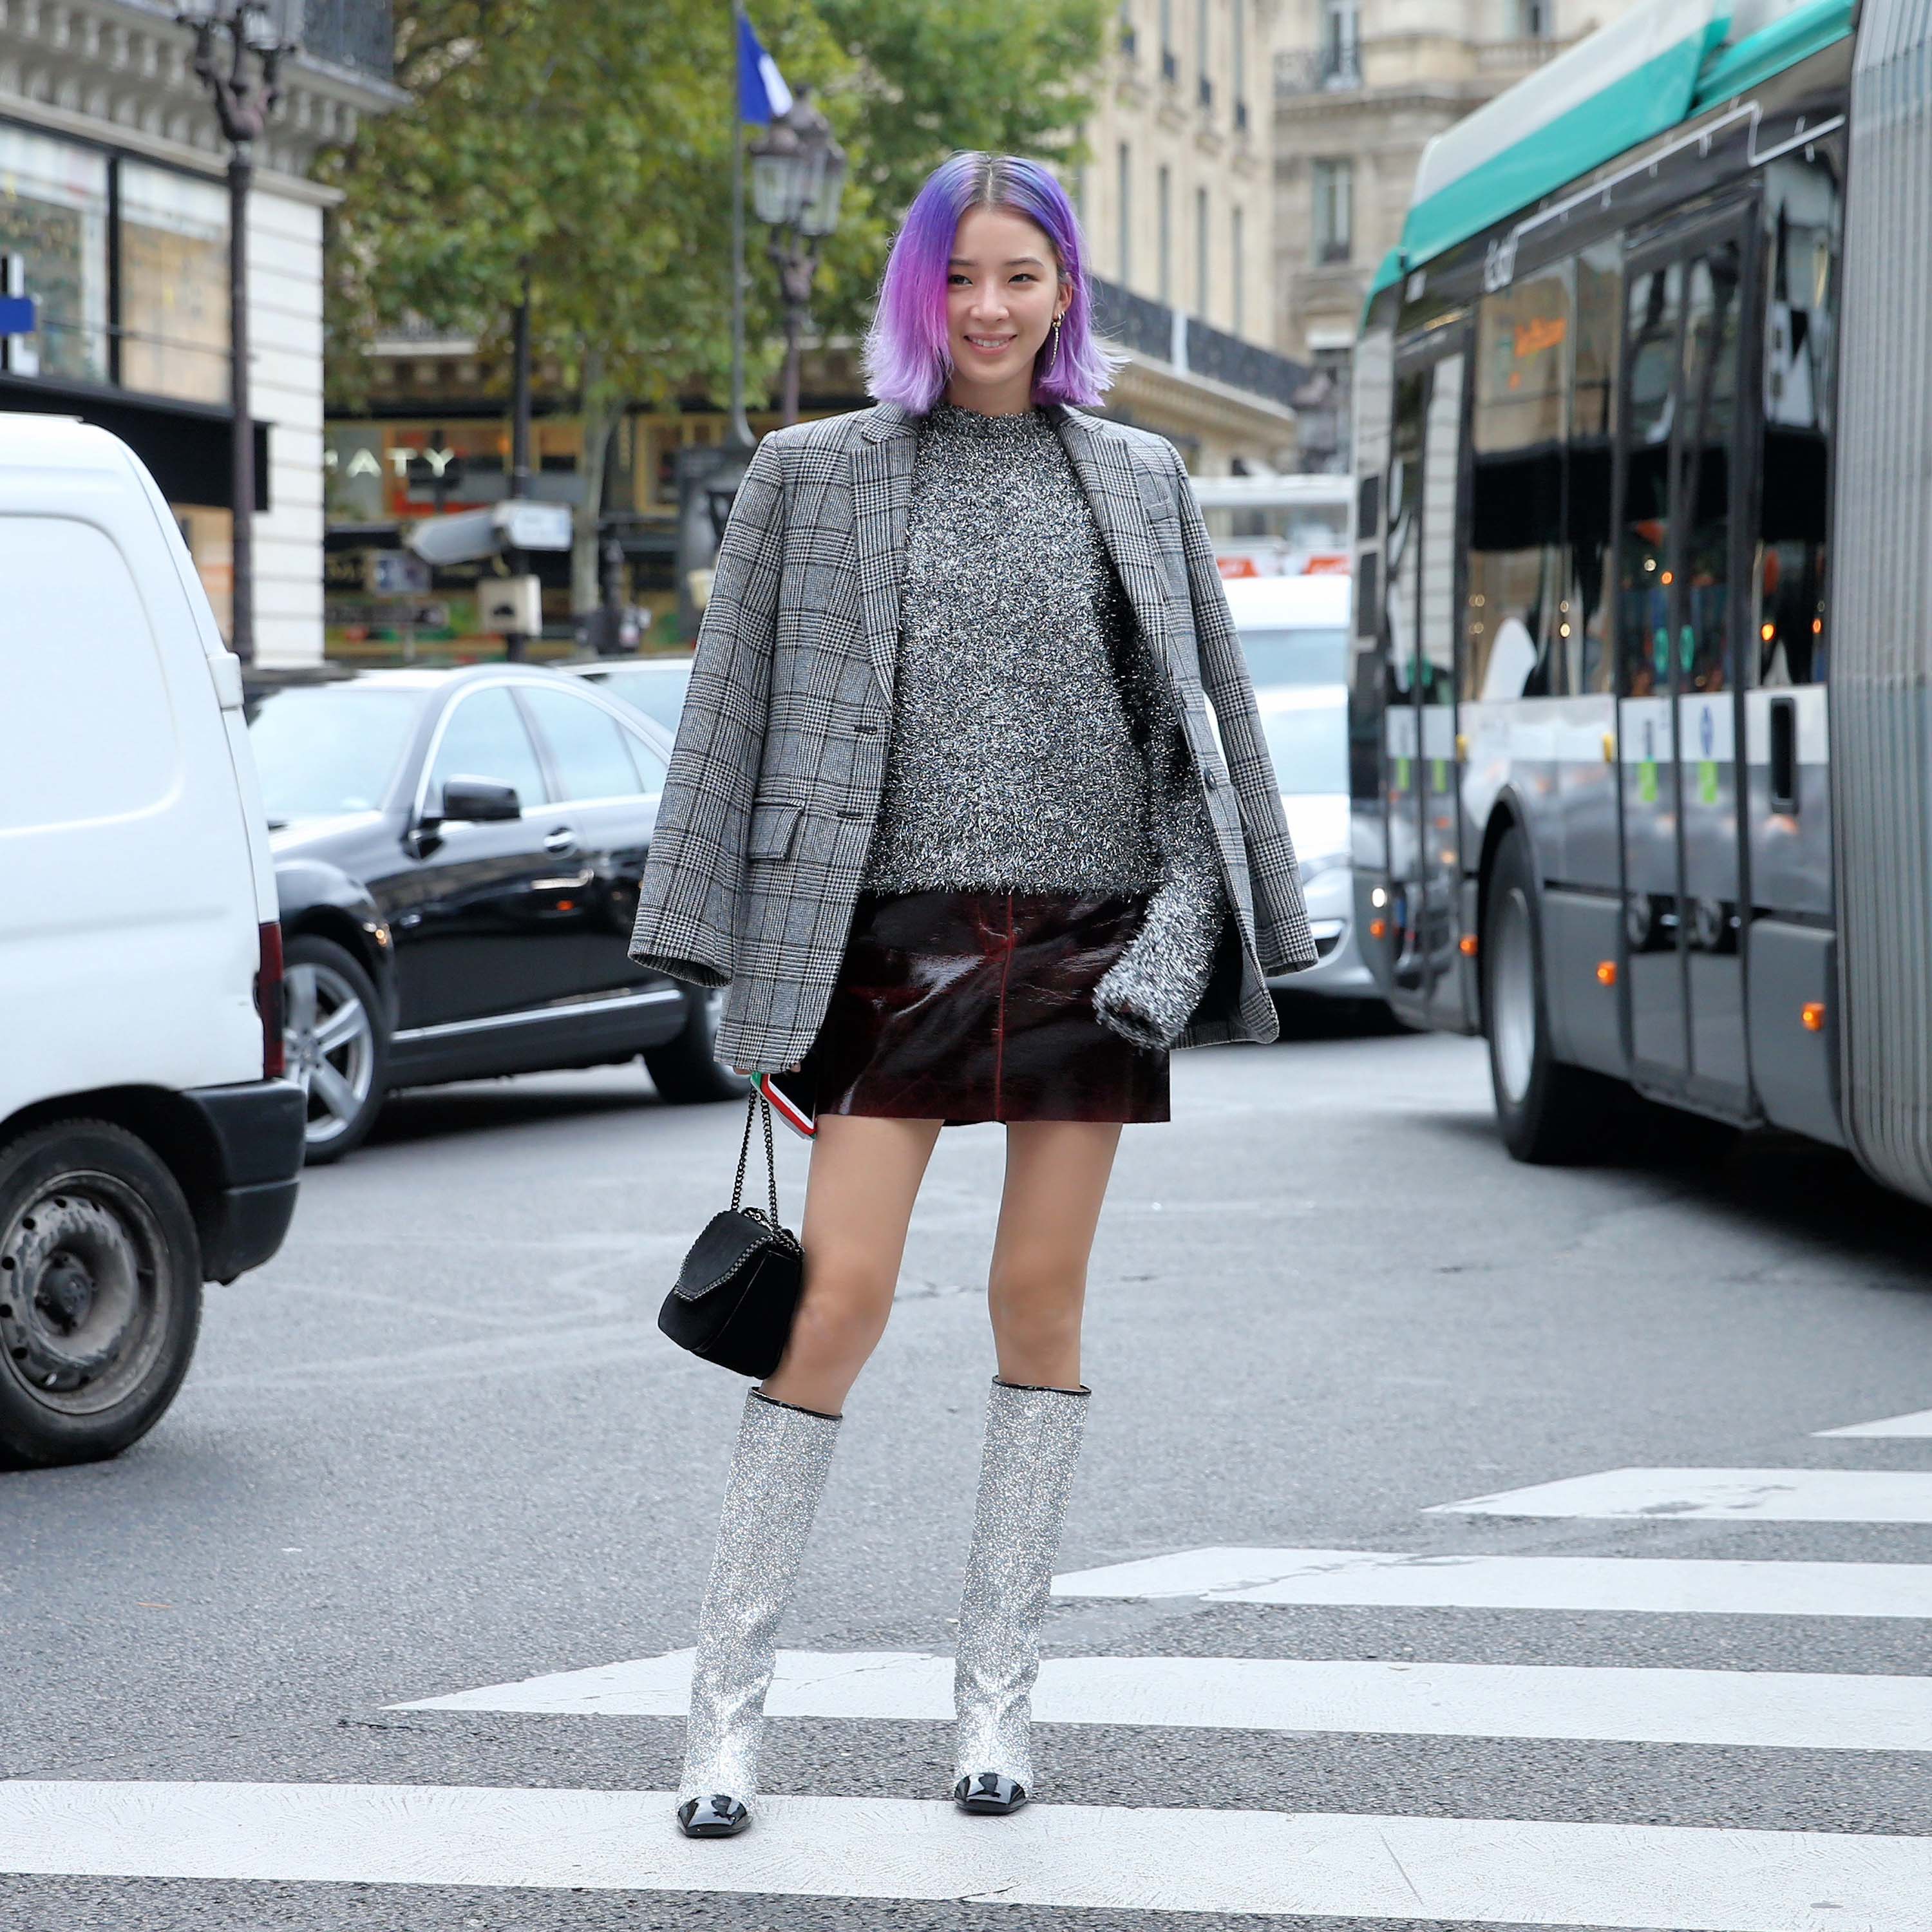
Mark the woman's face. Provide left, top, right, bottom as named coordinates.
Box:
left=943, top=203, right=1069, bottom=414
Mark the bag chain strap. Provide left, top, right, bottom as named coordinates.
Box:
left=729, top=1086, right=785, bottom=1230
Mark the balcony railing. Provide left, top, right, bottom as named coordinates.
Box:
left=1275, top=44, right=1362, bottom=95
left=301, top=0, right=394, bottom=82
left=1089, top=276, right=1310, bottom=412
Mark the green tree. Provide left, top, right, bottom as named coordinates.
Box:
left=321, top=0, right=1108, bottom=614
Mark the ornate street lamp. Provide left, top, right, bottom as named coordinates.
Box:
left=748, top=88, right=847, bottom=426
left=175, top=0, right=304, bottom=663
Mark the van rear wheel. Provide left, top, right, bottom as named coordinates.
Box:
left=0, top=1121, right=202, bottom=1470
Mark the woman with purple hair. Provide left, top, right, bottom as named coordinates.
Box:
left=631, top=150, right=1314, bottom=1841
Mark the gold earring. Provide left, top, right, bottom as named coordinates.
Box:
left=1045, top=316, right=1064, bottom=377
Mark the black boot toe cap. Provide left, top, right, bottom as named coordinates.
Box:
left=677, top=1793, right=750, bottom=1836
left=953, top=1772, right=1028, bottom=1813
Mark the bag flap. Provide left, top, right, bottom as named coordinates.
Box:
left=672, top=1208, right=790, bottom=1302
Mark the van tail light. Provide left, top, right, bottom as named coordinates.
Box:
left=256, top=921, right=287, bottom=1079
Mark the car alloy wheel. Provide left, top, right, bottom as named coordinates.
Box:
left=285, top=958, right=378, bottom=1151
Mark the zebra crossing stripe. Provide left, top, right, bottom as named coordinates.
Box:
left=1052, top=1545, right=1932, bottom=1616
left=1, top=1782, right=1927, bottom=1926
left=397, top=1648, right=1932, bottom=1750
left=1818, top=1409, right=1932, bottom=1437
left=1427, top=1467, right=1932, bottom=1522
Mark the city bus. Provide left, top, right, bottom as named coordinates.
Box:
left=1350, top=0, right=1932, bottom=1204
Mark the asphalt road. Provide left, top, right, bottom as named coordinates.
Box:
left=6, top=1003, right=1931, bottom=1931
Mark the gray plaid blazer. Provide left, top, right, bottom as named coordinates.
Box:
left=627, top=399, right=1318, bottom=1070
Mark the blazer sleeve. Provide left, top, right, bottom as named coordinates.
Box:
left=1166, top=442, right=1319, bottom=976
left=627, top=434, right=786, bottom=987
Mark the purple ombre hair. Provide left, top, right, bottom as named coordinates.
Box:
left=862, top=151, right=1120, bottom=414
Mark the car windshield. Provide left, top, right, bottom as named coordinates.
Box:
left=1258, top=690, right=1349, bottom=796
left=1238, top=626, right=1348, bottom=686
left=583, top=663, right=692, bottom=734
left=247, top=687, right=420, bottom=822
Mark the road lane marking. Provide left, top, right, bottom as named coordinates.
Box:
left=2, top=1782, right=1928, bottom=1926
left=397, top=1649, right=1932, bottom=1750
left=1427, top=1467, right=1932, bottom=1522
left=1818, top=1408, right=1932, bottom=1437
left=1052, top=1544, right=1932, bottom=1616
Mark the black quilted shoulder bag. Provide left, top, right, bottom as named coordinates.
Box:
left=658, top=1088, right=805, bottom=1378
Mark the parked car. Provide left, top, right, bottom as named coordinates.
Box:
left=248, top=666, right=741, bottom=1163
left=1217, top=574, right=1378, bottom=1004
left=0, top=417, right=306, bottom=1469
left=565, top=652, right=696, bottom=735
left=1222, top=573, right=1350, bottom=686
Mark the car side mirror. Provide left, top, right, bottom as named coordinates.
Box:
left=435, top=776, right=522, bottom=824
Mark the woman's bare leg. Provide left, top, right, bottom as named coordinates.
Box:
left=757, top=1112, right=946, bottom=1417
left=984, top=1120, right=1124, bottom=1388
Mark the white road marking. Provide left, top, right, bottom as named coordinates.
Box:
left=1428, top=1467, right=1932, bottom=1522
left=397, top=1648, right=1932, bottom=1750
left=1052, top=1544, right=1932, bottom=1616
left=2, top=1782, right=1928, bottom=1926
left=1818, top=1409, right=1932, bottom=1438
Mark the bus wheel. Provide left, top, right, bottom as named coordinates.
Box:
left=1483, top=828, right=1614, bottom=1164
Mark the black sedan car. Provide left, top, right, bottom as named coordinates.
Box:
left=247, top=666, right=740, bottom=1162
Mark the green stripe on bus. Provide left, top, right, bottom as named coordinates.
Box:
left=1398, top=19, right=1729, bottom=272
left=1692, top=0, right=1852, bottom=108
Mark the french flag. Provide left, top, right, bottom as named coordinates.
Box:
left=737, top=12, right=793, bottom=124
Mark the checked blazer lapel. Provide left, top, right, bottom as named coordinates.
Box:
left=1050, top=406, right=1189, bottom=703
left=850, top=402, right=918, bottom=706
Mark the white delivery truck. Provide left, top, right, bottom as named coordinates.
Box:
left=0, top=415, right=305, bottom=1468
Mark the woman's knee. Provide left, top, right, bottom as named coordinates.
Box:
left=790, top=1253, right=898, bottom=1365
left=986, top=1265, right=1085, bottom=1352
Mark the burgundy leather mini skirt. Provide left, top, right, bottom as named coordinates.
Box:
left=798, top=887, right=1170, bottom=1125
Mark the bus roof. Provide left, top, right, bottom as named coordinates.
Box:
left=1366, top=0, right=1853, bottom=316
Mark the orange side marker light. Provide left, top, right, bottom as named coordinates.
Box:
left=1596, top=960, right=1618, bottom=986
left=1459, top=934, right=1479, bottom=957
left=1802, top=1001, right=1827, bottom=1032
left=1369, top=918, right=1388, bottom=940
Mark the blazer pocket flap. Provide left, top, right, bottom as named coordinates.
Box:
left=748, top=799, right=804, bottom=860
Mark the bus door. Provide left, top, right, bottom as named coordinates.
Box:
left=1383, top=336, right=1472, bottom=1032
left=1615, top=213, right=1755, bottom=1110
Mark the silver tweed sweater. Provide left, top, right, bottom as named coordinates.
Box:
left=858, top=400, right=1227, bottom=1050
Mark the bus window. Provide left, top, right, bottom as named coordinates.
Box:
left=1466, top=262, right=1569, bottom=701
left=1570, top=241, right=1620, bottom=693
left=1678, top=244, right=1742, bottom=694
left=1618, top=261, right=1682, bottom=699
left=1755, top=157, right=1839, bottom=688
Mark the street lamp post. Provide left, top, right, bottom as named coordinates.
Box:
left=176, top=0, right=303, bottom=665
left=748, top=89, right=847, bottom=428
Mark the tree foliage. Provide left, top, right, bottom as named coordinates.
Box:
left=319, top=0, right=1110, bottom=602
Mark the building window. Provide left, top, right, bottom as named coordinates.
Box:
left=1158, top=164, right=1172, bottom=301
left=119, top=163, right=230, bottom=405
left=1232, top=204, right=1245, bottom=336
left=0, top=126, right=110, bottom=384
left=1197, top=0, right=1212, bottom=107
left=1518, top=0, right=1552, bottom=36
left=1160, top=0, right=1177, bottom=79
left=1117, top=142, right=1132, bottom=283
left=1321, top=0, right=1361, bottom=84
left=1196, top=185, right=1210, bottom=316
left=1119, top=0, right=1136, bottom=57
left=1233, top=0, right=1248, bottom=129
left=1312, top=158, right=1354, bottom=264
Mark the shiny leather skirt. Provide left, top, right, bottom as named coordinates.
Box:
left=799, top=887, right=1170, bottom=1125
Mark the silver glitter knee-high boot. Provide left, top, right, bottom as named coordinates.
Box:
left=674, top=1386, right=840, bottom=1838
left=951, top=1374, right=1091, bottom=1814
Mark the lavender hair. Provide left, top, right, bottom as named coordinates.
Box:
left=861, top=151, right=1121, bottom=414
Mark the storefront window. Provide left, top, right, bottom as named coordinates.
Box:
left=0, top=127, right=109, bottom=384
left=119, top=162, right=230, bottom=404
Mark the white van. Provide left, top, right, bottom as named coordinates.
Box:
left=0, top=417, right=305, bottom=1468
